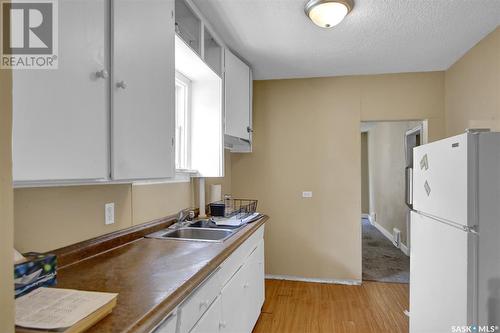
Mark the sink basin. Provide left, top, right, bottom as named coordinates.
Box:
left=147, top=227, right=235, bottom=242
left=188, top=219, right=241, bottom=230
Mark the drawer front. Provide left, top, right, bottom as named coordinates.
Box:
left=179, top=269, right=222, bottom=333
left=151, top=311, right=177, bottom=333
left=218, top=225, right=264, bottom=286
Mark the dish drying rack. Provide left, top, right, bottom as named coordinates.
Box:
left=210, top=198, right=258, bottom=221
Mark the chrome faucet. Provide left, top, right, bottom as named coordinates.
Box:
left=176, top=209, right=195, bottom=227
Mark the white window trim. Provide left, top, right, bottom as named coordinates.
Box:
left=175, top=71, right=193, bottom=171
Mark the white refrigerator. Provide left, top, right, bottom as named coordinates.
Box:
left=410, top=131, right=500, bottom=333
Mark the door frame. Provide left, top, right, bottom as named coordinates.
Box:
left=404, top=124, right=424, bottom=253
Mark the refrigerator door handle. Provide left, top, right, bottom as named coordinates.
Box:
left=405, top=166, right=413, bottom=208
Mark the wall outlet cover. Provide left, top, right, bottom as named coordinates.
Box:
left=105, top=203, right=115, bottom=225
left=302, top=191, right=313, bottom=198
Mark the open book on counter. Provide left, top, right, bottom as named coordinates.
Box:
left=16, top=287, right=118, bottom=333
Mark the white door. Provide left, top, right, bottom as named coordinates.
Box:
left=224, top=49, right=250, bottom=140
left=220, top=266, right=247, bottom=333
left=190, top=296, right=221, bottom=333
left=112, top=0, right=175, bottom=180
left=13, top=0, right=108, bottom=182
left=410, top=212, right=476, bottom=333
left=412, top=133, right=474, bottom=227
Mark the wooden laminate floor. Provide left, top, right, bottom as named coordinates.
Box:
left=253, top=279, right=409, bottom=333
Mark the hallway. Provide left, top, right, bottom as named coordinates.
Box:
left=362, top=218, right=410, bottom=283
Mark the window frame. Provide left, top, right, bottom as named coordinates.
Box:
left=174, top=71, right=193, bottom=172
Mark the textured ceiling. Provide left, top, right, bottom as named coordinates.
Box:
left=192, top=0, right=500, bottom=80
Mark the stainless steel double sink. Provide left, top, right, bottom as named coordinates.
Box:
left=146, top=219, right=241, bottom=243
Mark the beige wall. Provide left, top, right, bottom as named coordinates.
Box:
left=358, top=73, right=445, bottom=141
left=14, top=179, right=220, bottom=252
left=14, top=154, right=231, bottom=253
left=132, top=182, right=194, bottom=226
left=360, top=132, right=369, bottom=214
left=231, top=72, right=445, bottom=281
left=367, top=121, right=421, bottom=246
left=1, top=67, right=15, bottom=332
left=445, top=27, right=500, bottom=136
left=15, top=184, right=134, bottom=252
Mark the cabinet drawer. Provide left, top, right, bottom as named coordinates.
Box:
left=151, top=311, right=177, bottom=333
left=179, top=269, right=222, bottom=333
left=218, top=225, right=264, bottom=286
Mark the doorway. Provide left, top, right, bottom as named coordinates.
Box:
left=360, top=121, right=423, bottom=283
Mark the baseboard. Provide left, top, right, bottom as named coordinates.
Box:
left=265, top=274, right=361, bottom=286
left=370, top=220, right=409, bottom=256
left=372, top=220, right=394, bottom=241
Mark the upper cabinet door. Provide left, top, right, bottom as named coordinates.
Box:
left=112, top=0, right=175, bottom=180
left=12, top=0, right=109, bottom=183
left=224, top=49, right=251, bottom=141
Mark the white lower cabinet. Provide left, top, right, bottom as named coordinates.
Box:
left=244, top=241, right=265, bottom=331
left=220, top=265, right=247, bottom=333
left=190, top=296, right=222, bottom=333
left=153, top=311, right=178, bottom=333
left=152, top=226, right=265, bottom=333
left=178, top=268, right=222, bottom=333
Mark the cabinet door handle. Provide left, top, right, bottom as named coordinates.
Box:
left=116, top=80, right=127, bottom=89
left=95, top=69, right=109, bottom=79
left=247, top=126, right=253, bottom=133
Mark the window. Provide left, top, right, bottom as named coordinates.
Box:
left=175, top=72, right=191, bottom=170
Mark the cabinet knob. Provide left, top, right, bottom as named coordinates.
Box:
left=247, top=126, right=253, bottom=133
left=116, top=80, right=127, bottom=89
left=243, top=283, right=249, bottom=288
left=95, top=69, right=109, bottom=79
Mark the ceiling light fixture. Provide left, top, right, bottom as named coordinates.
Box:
left=304, top=0, right=354, bottom=28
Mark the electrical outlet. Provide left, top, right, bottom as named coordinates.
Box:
left=105, top=203, right=115, bottom=225
left=302, top=191, right=313, bottom=198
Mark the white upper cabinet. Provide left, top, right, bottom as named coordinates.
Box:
left=111, top=0, right=175, bottom=180
left=204, top=28, right=222, bottom=76
left=12, top=0, right=109, bottom=183
left=12, top=0, right=239, bottom=185
left=224, top=49, right=252, bottom=143
left=175, top=0, right=201, bottom=56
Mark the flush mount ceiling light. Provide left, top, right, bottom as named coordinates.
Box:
left=304, top=0, right=354, bottom=28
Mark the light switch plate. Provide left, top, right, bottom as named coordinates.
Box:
left=302, top=191, right=313, bottom=198
left=105, top=203, right=115, bottom=225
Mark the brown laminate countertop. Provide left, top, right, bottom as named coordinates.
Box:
left=55, top=216, right=268, bottom=333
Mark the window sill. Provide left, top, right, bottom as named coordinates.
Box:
left=175, top=169, right=199, bottom=174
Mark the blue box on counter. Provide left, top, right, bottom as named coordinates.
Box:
left=14, top=253, right=57, bottom=298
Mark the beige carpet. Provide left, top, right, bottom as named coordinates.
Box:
left=362, top=218, right=410, bottom=283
